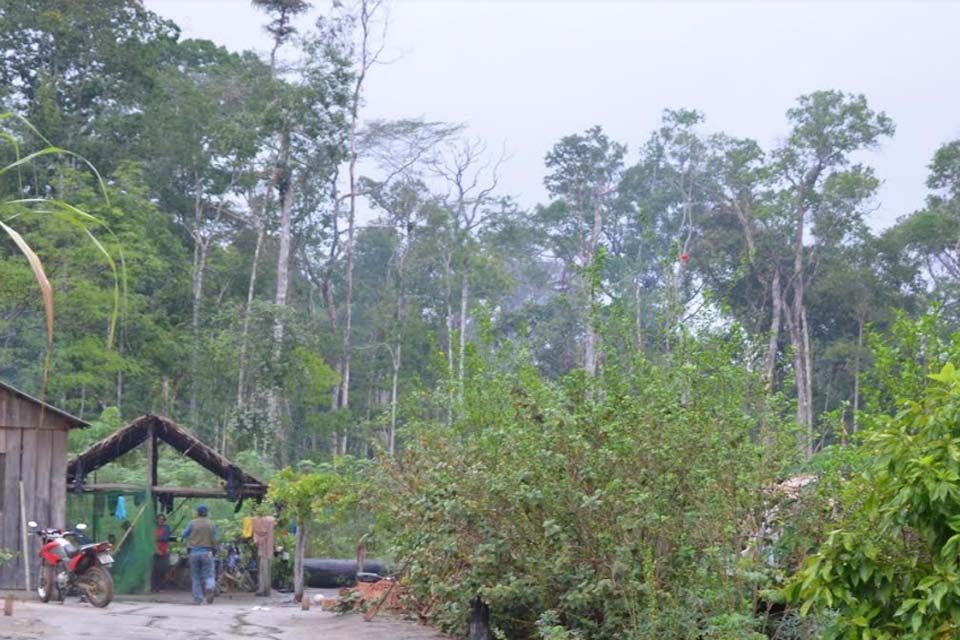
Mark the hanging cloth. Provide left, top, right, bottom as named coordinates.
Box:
left=241, top=517, right=253, bottom=539
left=251, top=516, right=276, bottom=557
left=73, top=459, right=86, bottom=494
left=114, top=495, right=127, bottom=520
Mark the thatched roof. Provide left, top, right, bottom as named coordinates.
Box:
left=66, top=415, right=267, bottom=499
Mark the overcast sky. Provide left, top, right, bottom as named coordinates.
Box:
left=143, top=0, right=960, bottom=230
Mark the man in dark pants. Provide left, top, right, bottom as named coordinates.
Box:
left=152, top=514, right=172, bottom=592
left=182, top=505, right=218, bottom=604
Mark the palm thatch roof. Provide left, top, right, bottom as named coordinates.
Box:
left=66, top=415, right=267, bottom=499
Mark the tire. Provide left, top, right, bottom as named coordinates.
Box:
left=37, top=564, right=55, bottom=603
left=79, top=565, right=114, bottom=608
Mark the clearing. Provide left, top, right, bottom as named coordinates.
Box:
left=0, top=591, right=446, bottom=640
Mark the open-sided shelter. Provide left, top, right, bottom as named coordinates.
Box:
left=66, top=415, right=269, bottom=594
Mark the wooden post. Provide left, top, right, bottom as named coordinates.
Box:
left=149, top=428, right=159, bottom=489
left=3, top=594, right=12, bottom=616
left=19, top=481, right=31, bottom=592
left=145, top=423, right=155, bottom=592
left=254, top=517, right=275, bottom=597
left=467, top=596, right=491, bottom=640
left=257, top=546, right=271, bottom=597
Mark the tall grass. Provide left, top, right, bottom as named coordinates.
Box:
left=0, top=113, right=125, bottom=400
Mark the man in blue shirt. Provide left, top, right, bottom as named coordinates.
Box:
left=182, top=505, right=219, bottom=604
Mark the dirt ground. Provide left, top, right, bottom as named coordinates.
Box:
left=0, top=590, right=448, bottom=640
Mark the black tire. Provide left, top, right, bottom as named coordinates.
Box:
left=37, top=564, right=55, bottom=603
left=80, top=565, right=114, bottom=608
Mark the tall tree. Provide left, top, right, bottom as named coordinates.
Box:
left=772, top=91, right=893, bottom=454
left=887, top=140, right=960, bottom=313
left=143, top=39, right=270, bottom=432
left=0, top=0, right=177, bottom=168
left=433, top=137, right=503, bottom=392
left=541, top=126, right=625, bottom=377
left=336, top=0, right=386, bottom=424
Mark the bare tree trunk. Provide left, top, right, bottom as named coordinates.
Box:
left=293, top=518, right=306, bottom=603
left=458, top=265, right=469, bottom=390
left=785, top=288, right=813, bottom=457
left=341, top=130, right=357, bottom=415
left=634, top=277, right=643, bottom=353
left=852, top=314, right=864, bottom=432
left=339, top=0, right=383, bottom=420
left=389, top=342, right=400, bottom=455
left=584, top=322, right=598, bottom=378
left=582, top=199, right=604, bottom=376
left=443, top=250, right=455, bottom=424
left=801, top=304, right=814, bottom=446
left=191, top=228, right=210, bottom=432
left=237, top=222, right=265, bottom=409
left=764, top=267, right=783, bottom=390
left=270, top=131, right=294, bottom=463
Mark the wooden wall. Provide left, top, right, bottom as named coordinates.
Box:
left=0, top=388, right=72, bottom=589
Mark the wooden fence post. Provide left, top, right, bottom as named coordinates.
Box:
left=467, top=596, right=491, bottom=640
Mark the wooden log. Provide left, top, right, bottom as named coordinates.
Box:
left=3, top=594, right=12, bottom=616
left=67, top=483, right=265, bottom=499
left=19, top=481, right=30, bottom=592
left=257, top=545, right=271, bottom=597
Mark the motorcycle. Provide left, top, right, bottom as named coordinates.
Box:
left=28, top=520, right=115, bottom=608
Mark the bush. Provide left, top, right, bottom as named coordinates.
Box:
left=372, top=331, right=798, bottom=639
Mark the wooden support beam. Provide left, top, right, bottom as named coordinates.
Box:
left=144, top=423, right=155, bottom=592
left=66, top=483, right=266, bottom=499
left=146, top=423, right=157, bottom=489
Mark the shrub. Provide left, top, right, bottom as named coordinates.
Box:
left=372, top=331, right=797, bottom=638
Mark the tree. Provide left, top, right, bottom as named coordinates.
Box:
left=143, top=39, right=271, bottom=431
left=0, top=115, right=124, bottom=403
left=269, top=464, right=358, bottom=603
left=773, top=91, right=893, bottom=454
left=540, top=126, right=625, bottom=377
left=887, top=140, right=960, bottom=315
left=433, top=136, right=504, bottom=394
left=0, top=0, right=177, bottom=168
left=335, top=0, right=388, bottom=422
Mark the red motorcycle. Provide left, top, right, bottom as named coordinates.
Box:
left=28, top=520, right=115, bottom=608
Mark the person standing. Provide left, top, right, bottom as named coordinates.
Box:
left=152, top=514, right=172, bottom=592
left=182, top=505, right=218, bottom=604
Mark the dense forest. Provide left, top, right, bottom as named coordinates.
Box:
left=3, top=1, right=960, bottom=638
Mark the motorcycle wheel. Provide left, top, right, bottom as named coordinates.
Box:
left=79, top=565, right=114, bottom=608
left=36, top=564, right=55, bottom=603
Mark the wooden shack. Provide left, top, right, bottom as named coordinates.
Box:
left=0, top=381, right=88, bottom=589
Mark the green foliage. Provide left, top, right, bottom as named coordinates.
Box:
left=371, top=332, right=797, bottom=639
left=787, top=314, right=960, bottom=638
left=787, top=361, right=960, bottom=638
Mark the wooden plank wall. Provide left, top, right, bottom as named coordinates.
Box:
left=0, top=387, right=74, bottom=589
left=0, top=387, right=22, bottom=589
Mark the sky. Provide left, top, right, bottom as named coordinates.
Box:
left=143, top=0, right=960, bottom=231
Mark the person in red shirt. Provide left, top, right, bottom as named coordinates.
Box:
left=152, top=514, right=172, bottom=592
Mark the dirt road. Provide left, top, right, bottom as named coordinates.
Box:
left=0, top=592, right=447, bottom=640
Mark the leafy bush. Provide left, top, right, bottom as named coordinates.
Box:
left=372, top=331, right=798, bottom=639
left=787, top=313, right=960, bottom=638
